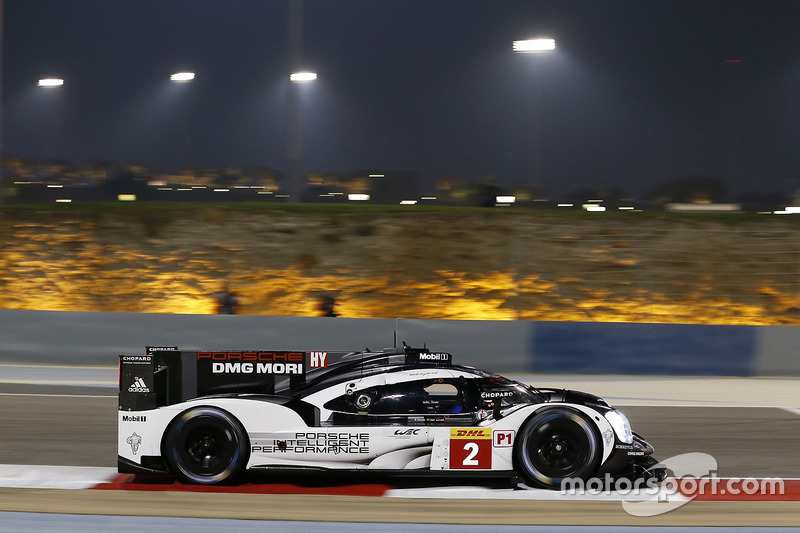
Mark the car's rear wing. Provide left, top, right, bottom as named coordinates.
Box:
left=118, top=346, right=351, bottom=412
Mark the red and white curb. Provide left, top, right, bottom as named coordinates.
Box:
left=0, top=465, right=117, bottom=490
left=1, top=465, right=798, bottom=502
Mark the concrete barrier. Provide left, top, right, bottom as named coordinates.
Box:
left=529, top=321, right=757, bottom=376
left=0, top=310, right=797, bottom=376
left=0, top=311, right=527, bottom=371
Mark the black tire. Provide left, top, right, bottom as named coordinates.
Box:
left=163, top=407, right=249, bottom=485
left=514, top=407, right=600, bottom=489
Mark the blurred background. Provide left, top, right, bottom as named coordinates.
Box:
left=0, top=0, right=798, bottom=325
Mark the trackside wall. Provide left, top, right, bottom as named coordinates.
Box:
left=0, top=310, right=796, bottom=376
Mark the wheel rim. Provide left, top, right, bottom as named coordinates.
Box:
left=182, top=425, right=237, bottom=476
left=520, top=411, right=598, bottom=486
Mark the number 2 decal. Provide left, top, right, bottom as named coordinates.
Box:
left=449, top=428, right=492, bottom=469
left=462, top=442, right=480, bottom=466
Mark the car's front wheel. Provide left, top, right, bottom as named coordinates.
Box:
left=163, top=407, right=249, bottom=484
left=514, top=407, right=600, bottom=489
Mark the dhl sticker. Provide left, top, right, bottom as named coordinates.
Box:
left=450, top=428, right=491, bottom=439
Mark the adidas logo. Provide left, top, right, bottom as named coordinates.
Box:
left=128, top=377, right=149, bottom=393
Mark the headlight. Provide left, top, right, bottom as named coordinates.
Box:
left=605, top=410, right=633, bottom=444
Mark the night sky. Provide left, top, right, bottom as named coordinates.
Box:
left=3, top=0, right=799, bottom=198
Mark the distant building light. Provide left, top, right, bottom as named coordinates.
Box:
left=584, top=205, right=606, bottom=212
left=55, top=199, right=72, bottom=203
left=496, top=195, right=516, bottom=204
left=118, top=194, right=137, bottom=202
left=170, top=72, right=195, bottom=82
left=38, top=78, right=64, bottom=87
left=400, top=200, right=418, bottom=205
left=213, top=188, right=230, bottom=192
left=667, top=203, right=741, bottom=213
left=557, top=203, right=573, bottom=207
left=513, top=38, right=556, bottom=53
left=290, top=71, right=317, bottom=82
left=618, top=206, right=635, bottom=210
left=421, top=196, right=437, bottom=201
left=348, top=193, right=370, bottom=201
left=369, top=174, right=385, bottom=178
left=47, top=184, right=63, bottom=188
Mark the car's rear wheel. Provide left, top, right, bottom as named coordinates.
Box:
left=163, top=407, right=249, bottom=484
left=514, top=407, right=600, bottom=489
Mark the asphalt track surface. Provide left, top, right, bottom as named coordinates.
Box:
left=1, top=368, right=800, bottom=527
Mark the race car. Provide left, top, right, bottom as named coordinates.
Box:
left=118, top=345, right=663, bottom=488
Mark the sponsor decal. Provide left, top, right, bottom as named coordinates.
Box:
left=450, top=427, right=492, bottom=469
left=122, top=415, right=146, bottom=422
left=252, top=432, right=370, bottom=455
left=126, top=432, right=142, bottom=455
left=393, top=428, right=421, bottom=437
left=493, top=430, right=515, bottom=448
left=209, top=362, right=302, bottom=375
left=146, top=346, right=178, bottom=354
left=198, top=351, right=304, bottom=375
left=408, top=371, right=439, bottom=377
left=451, top=428, right=491, bottom=439
left=128, top=377, right=150, bottom=393
left=603, top=429, right=614, bottom=446
left=197, top=351, right=304, bottom=362
left=480, top=390, right=514, bottom=399
left=121, top=355, right=151, bottom=364
left=419, top=352, right=450, bottom=361
left=405, top=350, right=452, bottom=365
left=310, top=351, right=328, bottom=369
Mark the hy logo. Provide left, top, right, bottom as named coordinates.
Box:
left=128, top=377, right=149, bottom=393
left=310, top=351, right=328, bottom=369
left=126, top=432, right=142, bottom=455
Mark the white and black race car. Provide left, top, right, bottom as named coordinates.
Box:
left=118, top=345, right=663, bottom=488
